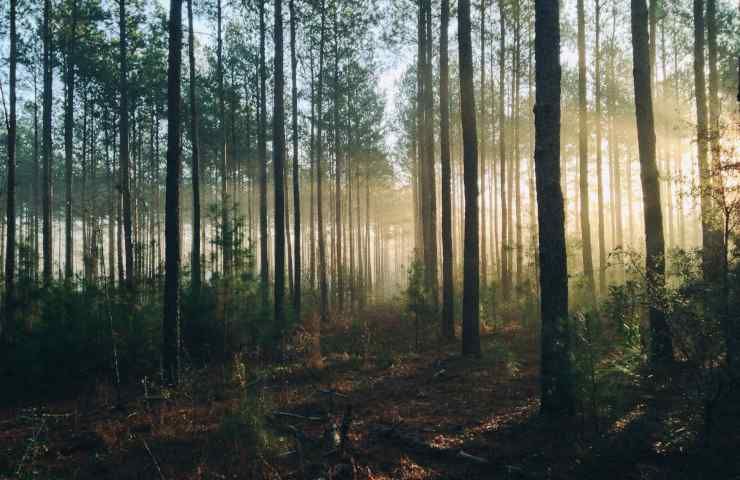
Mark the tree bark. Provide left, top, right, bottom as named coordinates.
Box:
left=217, top=0, right=231, bottom=277
left=418, top=0, right=438, bottom=306
left=273, top=0, right=287, bottom=355
left=514, top=0, right=522, bottom=287
left=535, top=0, right=574, bottom=416
left=42, top=0, right=53, bottom=285
left=498, top=3, right=510, bottom=301
left=479, top=0, right=488, bottom=285
left=259, top=0, right=269, bottom=297
left=290, top=0, right=301, bottom=320
left=187, top=0, right=201, bottom=295
left=120, top=0, right=134, bottom=290
left=693, top=0, right=717, bottom=281
left=595, top=0, right=606, bottom=294
left=163, top=0, right=183, bottom=385
left=4, top=0, right=18, bottom=336
left=458, top=0, right=480, bottom=357
left=440, top=0, right=454, bottom=340
left=64, top=1, right=79, bottom=282
left=631, top=0, right=672, bottom=364
left=316, top=0, right=329, bottom=324
left=577, top=0, right=595, bottom=298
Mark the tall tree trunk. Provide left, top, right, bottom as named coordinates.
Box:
left=535, top=0, right=574, bottom=416
left=458, top=0, right=480, bottom=357
left=479, top=0, right=488, bottom=285
left=163, top=0, right=183, bottom=385
left=4, top=0, right=18, bottom=336
left=187, top=0, right=201, bottom=295
left=32, top=67, right=40, bottom=283
left=706, top=0, right=733, bottom=368
left=649, top=0, right=657, bottom=88
left=316, top=0, right=329, bottom=324
left=259, top=0, right=269, bottom=298
left=290, top=0, right=301, bottom=320
left=42, top=0, right=53, bottom=285
left=64, top=1, right=79, bottom=282
left=514, top=0, right=522, bottom=287
left=440, top=0, right=454, bottom=340
left=595, top=0, right=606, bottom=294
left=693, top=0, right=716, bottom=281
left=630, top=0, right=672, bottom=363
left=499, top=3, right=510, bottom=300
left=309, top=60, right=316, bottom=290
left=418, top=0, right=438, bottom=306
left=217, top=0, right=231, bottom=277
left=120, top=0, right=134, bottom=290
left=333, top=5, right=343, bottom=313
left=577, top=0, right=595, bottom=298
left=273, top=0, right=287, bottom=355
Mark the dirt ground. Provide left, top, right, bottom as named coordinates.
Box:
left=1, top=317, right=738, bottom=480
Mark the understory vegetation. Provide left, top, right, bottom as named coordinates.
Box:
left=1, top=0, right=739, bottom=477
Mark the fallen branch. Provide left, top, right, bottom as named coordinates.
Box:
left=274, top=411, right=324, bottom=422
left=371, top=424, right=490, bottom=466
left=318, top=388, right=349, bottom=399
left=457, top=450, right=489, bottom=464
left=140, top=436, right=166, bottom=480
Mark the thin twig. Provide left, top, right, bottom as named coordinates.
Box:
left=140, top=436, right=166, bottom=480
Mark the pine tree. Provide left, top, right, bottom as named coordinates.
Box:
left=273, top=0, right=287, bottom=354
left=4, top=0, right=18, bottom=337
left=163, top=0, right=183, bottom=385
left=458, top=0, right=480, bottom=357
left=440, top=0, right=454, bottom=340
left=535, top=0, right=574, bottom=416
left=631, top=0, right=672, bottom=364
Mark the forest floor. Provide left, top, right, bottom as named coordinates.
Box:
left=1, top=306, right=739, bottom=480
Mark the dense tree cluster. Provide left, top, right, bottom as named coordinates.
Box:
left=0, top=0, right=737, bottom=417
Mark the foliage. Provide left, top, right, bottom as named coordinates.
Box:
left=0, top=281, right=160, bottom=404
left=405, top=258, right=435, bottom=350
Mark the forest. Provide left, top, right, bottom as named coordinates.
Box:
left=0, top=0, right=738, bottom=478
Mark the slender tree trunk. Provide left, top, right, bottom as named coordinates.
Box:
left=217, top=0, right=231, bottom=277
left=706, top=0, right=733, bottom=368
left=105, top=111, right=115, bottom=286
left=440, top=0, right=454, bottom=340
left=316, top=0, right=329, bottom=324
left=417, top=0, right=438, bottom=306
left=64, top=2, right=78, bottom=282
left=693, top=0, right=717, bottom=281
left=4, top=0, right=18, bottom=336
left=32, top=68, right=40, bottom=283
left=259, top=0, right=269, bottom=297
left=499, top=3, right=510, bottom=300
left=479, top=0, right=488, bottom=285
left=120, top=0, right=134, bottom=290
left=309, top=61, right=316, bottom=290
left=163, top=0, right=183, bottom=385
left=458, top=0, right=480, bottom=356
left=514, top=0, right=522, bottom=288
left=535, top=0, right=574, bottom=416
left=631, top=0, right=672, bottom=363
left=595, top=0, right=606, bottom=294
left=273, top=0, right=287, bottom=355
left=42, top=0, right=53, bottom=285
left=577, top=0, right=595, bottom=298
left=290, top=0, right=301, bottom=319
left=187, top=0, right=201, bottom=295
left=649, top=0, right=657, bottom=88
